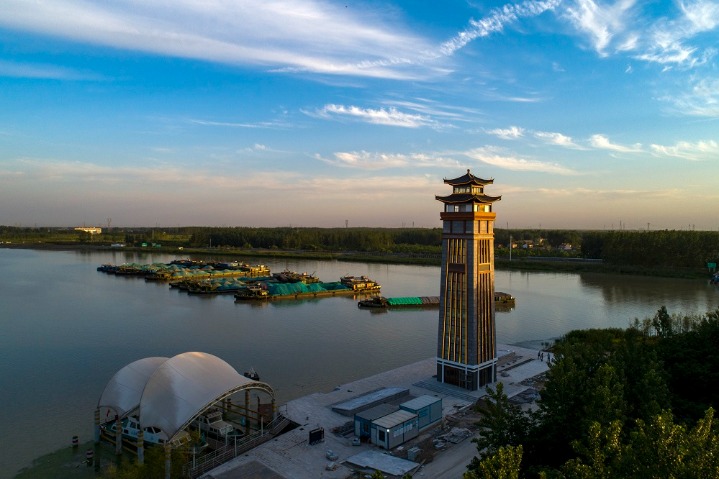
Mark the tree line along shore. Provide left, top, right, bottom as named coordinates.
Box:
left=1, top=226, right=718, bottom=279
left=465, top=307, right=719, bottom=478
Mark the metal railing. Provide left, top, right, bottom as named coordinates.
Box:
left=183, top=415, right=291, bottom=478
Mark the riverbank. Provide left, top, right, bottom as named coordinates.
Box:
left=1, top=242, right=711, bottom=279
left=207, top=344, right=548, bottom=479
left=17, top=345, right=547, bottom=479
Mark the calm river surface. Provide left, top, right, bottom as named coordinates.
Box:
left=1, top=248, right=718, bottom=477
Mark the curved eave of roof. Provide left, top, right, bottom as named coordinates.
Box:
left=443, top=170, right=494, bottom=186
left=435, top=194, right=502, bottom=204
left=139, top=352, right=273, bottom=441
left=97, top=357, right=169, bottom=417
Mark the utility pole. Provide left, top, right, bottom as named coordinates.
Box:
left=507, top=222, right=511, bottom=262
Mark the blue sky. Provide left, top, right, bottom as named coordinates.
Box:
left=1, top=0, right=718, bottom=230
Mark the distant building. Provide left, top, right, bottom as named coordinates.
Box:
left=75, top=226, right=102, bottom=235
left=436, top=170, right=501, bottom=391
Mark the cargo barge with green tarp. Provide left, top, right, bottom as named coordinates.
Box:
left=357, top=296, right=440, bottom=309
left=234, top=276, right=381, bottom=301
left=358, top=292, right=514, bottom=310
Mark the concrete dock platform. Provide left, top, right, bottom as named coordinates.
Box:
left=204, top=344, right=549, bottom=479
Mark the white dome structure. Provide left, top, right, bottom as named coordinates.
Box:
left=97, top=352, right=274, bottom=442
left=98, top=356, right=169, bottom=418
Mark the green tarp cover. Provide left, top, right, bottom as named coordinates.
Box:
left=267, top=281, right=350, bottom=296
left=386, top=297, right=423, bottom=306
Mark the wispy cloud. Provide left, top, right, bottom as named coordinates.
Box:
left=463, top=146, right=578, bottom=174
left=650, top=139, right=719, bottom=160
left=311, top=104, right=441, bottom=128
left=664, top=77, right=719, bottom=117
left=635, top=0, right=719, bottom=69
left=563, top=0, right=638, bottom=56
left=383, top=98, right=481, bottom=122
left=188, top=118, right=290, bottom=129
left=0, top=0, right=567, bottom=81
left=0, top=157, right=445, bottom=227
left=589, top=134, right=643, bottom=152
left=317, top=151, right=459, bottom=169
left=487, top=126, right=525, bottom=139
left=0, top=60, right=99, bottom=80
left=0, top=0, right=432, bottom=79
left=486, top=126, right=582, bottom=148
left=534, top=131, right=581, bottom=148
left=526, top=186, right=686, bottom=201
left=562, top=0, right=719, bottom=69
left=439, top=0, right=561, bottom=56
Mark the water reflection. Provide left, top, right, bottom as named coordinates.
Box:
left=1, top=249, right=717, bottom=477
left=578, top=273, right=717, bottom=316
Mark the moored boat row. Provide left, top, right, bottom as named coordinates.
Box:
left=98, top=260, right=270, bottom=280
left=234, top=276, right=381, bottom=301
left=98, top=260, right=381, bottom=302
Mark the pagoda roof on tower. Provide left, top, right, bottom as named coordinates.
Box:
left=443, top=169, right=494, bottom=186
left=435, top=193, right=501, bottom=204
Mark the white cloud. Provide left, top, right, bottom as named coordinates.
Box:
left=665, top=77, right=719, bottom=117
left=383, top=99, right=480, bottom=122
left=534, top=131, right=580, bottom=148
left=0, top=60, right=99, bottom=80
left=439, top=0, right=561, bottom=56
left=317, top=151, right=459, bottom=170
left=0, top=156, right=449, bottom=227
left=563, top=0, right=638, bottom=56
left=463, top=147, right=577, bottom=174
left=312, top=104, right=440, bottom=128
left=188, top=118, right=290, bottom=129
left=632, top=0, right=719, bottom=69
left=0, top=0, right=433, bottom=79
left=484, top=127, right=581, bottom=148
left=487, top=126, right=525, bottom=139
left=650, top=139, right=719, bottom=160
left=589, top=134, right=643, bottom=152
left=562, top=0, right=718, bottom=69
left=634, top=27, right=701, bottom=67
left=681, top=0, right=719, bottom=32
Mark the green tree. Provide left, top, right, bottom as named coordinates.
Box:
left=560, top=421, right=624, bottom=479
left=467, top=383, right=534, bottom=473
left=534, top=328, right=669, bottom=470
left=658, top=309, right=719, bottom=421
left=651, top=306, right=674, bottom=337
left=465, top=445, right=524, bottom=479
left=560, top=409, right=719, bottom=478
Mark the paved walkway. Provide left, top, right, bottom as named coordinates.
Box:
left=204, top=345, right=549, bottom=479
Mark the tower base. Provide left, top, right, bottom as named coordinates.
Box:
left=436, top=358, right=496, bottom=391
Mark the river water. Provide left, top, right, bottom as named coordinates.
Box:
left=1, top=248, right=717, bottom=477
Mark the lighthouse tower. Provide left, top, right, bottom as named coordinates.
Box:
left=435, top=170, right=501, bottom=390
